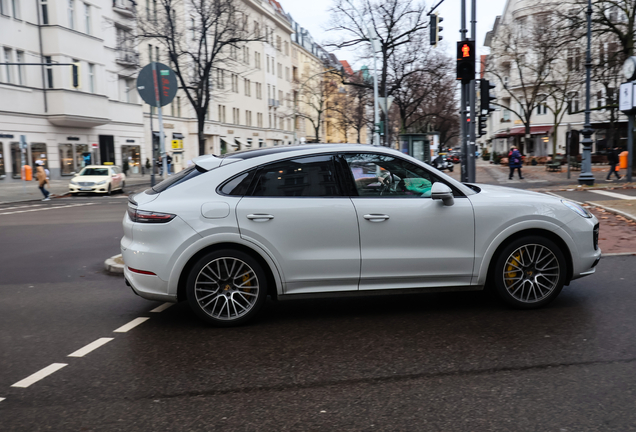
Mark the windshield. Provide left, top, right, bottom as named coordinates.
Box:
left=80, top=168, right=108, bottom=176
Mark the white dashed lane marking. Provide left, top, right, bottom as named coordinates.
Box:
left=11, top=363, right=68, bottom=388
left=113, top=317, right=150, bottom=333
left=67, top=338, right=114, bottom=358
left=0, top=203, right=95, bottom=215
left=0, top=397, right=5, bottom=402
left=150, top=303, right=173, bottom=313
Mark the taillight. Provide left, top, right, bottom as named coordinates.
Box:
left=128, top=267, right=157, bottom=275
left=127, top=207, right=176, bottom=223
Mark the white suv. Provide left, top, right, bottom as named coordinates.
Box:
left=121, top=145, right=601, bottom=326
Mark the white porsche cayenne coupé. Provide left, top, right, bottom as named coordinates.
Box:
left=121, top=145, right=601, bottom=326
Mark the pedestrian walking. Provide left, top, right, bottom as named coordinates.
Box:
left=35, top=161, right=50, bottom=201
left=508, top=146, right=524, bottom=180
left=606, top=145, right=622, bottom=181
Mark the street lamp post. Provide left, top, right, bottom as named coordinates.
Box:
left=344, top=0, right=380, bottom=146
left=578, top=0, right=595, bottom=185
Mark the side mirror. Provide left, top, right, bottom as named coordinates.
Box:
left=431, top=182, right=454, bottom=206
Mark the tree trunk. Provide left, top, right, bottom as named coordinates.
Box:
left=197, top=111, right=206, bottom=156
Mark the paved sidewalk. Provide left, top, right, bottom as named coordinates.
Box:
left=0, top=175, right=152, bottom=204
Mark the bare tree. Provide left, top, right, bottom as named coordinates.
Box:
left=326, top=70, right=373, bottom=143
left=326, top=0, right=429, bottom=146
left=296, top=68, right=341, bottom=142
left=134, top=0, right=262, bottom=156
left=486, top=11, right=565, bottom=153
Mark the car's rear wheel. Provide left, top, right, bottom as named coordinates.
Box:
left=493, top=236, right=566, bottom=309
left=186, top=249, right=268, bottom=326
left=106, top=184, right=111, bottom=196
left=120, top=181, right=125, bottom=193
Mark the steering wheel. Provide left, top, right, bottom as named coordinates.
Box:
left=379, top=174, right=393, bottom=196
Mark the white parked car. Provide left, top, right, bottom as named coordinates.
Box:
left=69, top=165, right=126, bottom=195
left=121, top=145, right=601, bottom=326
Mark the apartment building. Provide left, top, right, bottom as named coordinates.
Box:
left=0, top=0, right=145, bottom=182
left=481, top=0, right=626, bottom=158
left=139, top=0, right=297, bottom=172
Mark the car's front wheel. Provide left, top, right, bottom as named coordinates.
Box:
left=186, top=249, right=268, bottom=326
left=492, top=236, right=566, bottom=309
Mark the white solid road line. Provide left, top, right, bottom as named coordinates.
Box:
left=0, top=202, right=95, bottom=215
left=0, top=397, right=5, bottom=402
left=113, top=317, right=150, bottom=333
left=67, top=337, right=114, bottom=358
left=150, top=302, right=173, bottom=313
left=0, top=204, right=44, bottom=211
left=589, top=190, right=636, bottom=200
left=11, top=363, right=68, bottom=388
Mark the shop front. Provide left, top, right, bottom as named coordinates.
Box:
left=0, top=141, right=5, bottom=179
left=121, top=144, right=141, bottom=174
left=10, top=141, right=48, bottom=179
left=59, top=142, right=90, bottom=175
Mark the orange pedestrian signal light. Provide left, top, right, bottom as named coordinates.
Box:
left=462, top=44, right=471, bottom=58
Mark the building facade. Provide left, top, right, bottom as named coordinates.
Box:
left=481, top=0, right=626, bottom=159
left=0, top=0, right=145, bottom=182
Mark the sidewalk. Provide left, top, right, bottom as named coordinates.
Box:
left=0, top=174, right=152, bottom=204
left=444, top=159, right=636, bottom=223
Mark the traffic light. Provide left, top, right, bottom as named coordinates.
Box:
left=71, top=63, right=80, bottom=88
left=480, top=79, right=496, bottom=115
left=429, top=13, right=443, bottom=47
left=478, top=115, right=487, bottom=137
left=456, top=41, right=475, bottom=83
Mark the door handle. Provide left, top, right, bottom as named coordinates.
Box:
left=246, top=214, right=274, bottom=222
left=363, top=214, right=390, bottom=222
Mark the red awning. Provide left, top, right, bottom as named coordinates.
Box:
left=494, top=125, right=553, bottom=138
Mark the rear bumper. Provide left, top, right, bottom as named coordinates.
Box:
left=124, top=266, right=177, bottom=302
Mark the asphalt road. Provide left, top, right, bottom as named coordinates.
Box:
left=1, top=195, right=636, bottom=431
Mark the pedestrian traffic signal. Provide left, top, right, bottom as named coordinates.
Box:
left=478, top=115, right=487, bottom=137
left=480, top=79, right=496, bottom=115
left=429, top=13, right=443, bottom=47
left=456, top=41, right=475, bottom=83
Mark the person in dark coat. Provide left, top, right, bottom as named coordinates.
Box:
left=606, top=146, right=622, bottom=180
left=508, top=146, right=524, bottom=180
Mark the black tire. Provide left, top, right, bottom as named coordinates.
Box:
left=186, top=249, right=268, bottom=327
left=492, top=236, right=566, bottom=309
left=106, top=184, right=112, bottom=196
left=120, top=181, right=125, bottom=193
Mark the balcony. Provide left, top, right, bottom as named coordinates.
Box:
left=268, top=99, right=280, bottom=107
left=116, top=48, right=139, bottom=67
left=46, top=89, right=110, bottom=128
left=112, top=0, right=135, bottom=17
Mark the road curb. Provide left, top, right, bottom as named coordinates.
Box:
left=584, top=201, right=636, bottom=223
left=105, top=254, right=124, bottom=274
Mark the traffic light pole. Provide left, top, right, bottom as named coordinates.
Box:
left=468, top=0, right=477, bottom=183
left=460, top=0, right=468, bottom=183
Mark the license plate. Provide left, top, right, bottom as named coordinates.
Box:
left=80, top=187, right=92, bottom=191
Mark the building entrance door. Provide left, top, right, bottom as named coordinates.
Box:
left=99, top=135, right=115, bottom=164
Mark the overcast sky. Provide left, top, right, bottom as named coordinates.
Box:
left=280, top=0, right=508, bottom=69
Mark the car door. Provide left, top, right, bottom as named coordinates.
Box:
left=341, top=152, right=475, bottom=290
left=236, top=154, right=361, bottom=294
left=109, top=167, right=121, bottom=189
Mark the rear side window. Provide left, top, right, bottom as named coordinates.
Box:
left=219, top=171, right=255, bottom=196
left=251, top=155, right=341, bottom=197
left=147, top=165, right=206, bottom=194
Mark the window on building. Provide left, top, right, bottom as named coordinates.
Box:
left=40, top=0, right=49, bottom=24
left=596, top=90, right=604, bottom=109
left=155, top=46, right=159, bottom=62
left=84, top=3, right=91, bottom=34
left=88, top=63, right=95, bottom=92
left=568, top=92, right=579, bottom=114
left=256, top=83, right=262, bottom=99
left=284, top=41, right=289, bottom=56
left=11, top=0, right=20, bottom=18
left=277, top=63, right=282, bottom=78
left=567, top=48, right=580, bottom=72
left=16, top=50, right=24, bottom=85
left=278, top=90, right=283, bottom=104
left=276, top=35, right=282, bottom=51
left=537, top=96, right=548, bottom=115
left=45, top=56, right=53, bottom=88
left=233, top=107, right=239, bottom=125
left=254, top=21, right=260, bottom=37
left=3, top=48, right=12, bottom=84
left=243, top=46, right=249, bottom=64
left=231, top=74, right=239, bottom=93
left=266, top=55, right=270, bottom=73
left=68, top=0, right=75, bottom=29
left=285, top=67, right=290, bottom=81
left=255, top=51, right=261, bottom=69
left=217, top=68, right=225, bottom=89
left=257, top=112, right=263, bottom=128
left=246, top=110, right=252, bottom=126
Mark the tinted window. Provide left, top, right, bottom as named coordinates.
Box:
left=80, top=168, right=108, bottom=176
left=219, top=171, right=255, bottom=196
left=343, top=153, right=443, bottom=198
left=148, top=165, right=206, bottom=194
left=251, top=155, right=341, bottom=197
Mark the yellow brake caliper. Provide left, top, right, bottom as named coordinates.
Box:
left=505, top=252, right=523, bottom=288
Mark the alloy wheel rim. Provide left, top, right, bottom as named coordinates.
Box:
left=194, top=257, right=259, bottom=320
left=503, top=244, right=560, bottom=303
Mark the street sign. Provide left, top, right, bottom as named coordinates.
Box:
left=136, top=62, right=178, bottom=107
left=378, top=96, right=394, bottom=115
left=619, top=82, right=635, bottom=113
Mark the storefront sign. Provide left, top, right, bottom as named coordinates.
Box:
left=67, top=137, right=80, bottom=141
left=91, top=143, right=98, bottom=149
left=0, top=134, right=14, bottom=138
left=171, top=139, right=183, bottom=150
left=126, top=139, right=135, bottom=143
left=163, top=123, right=174, bottom=129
